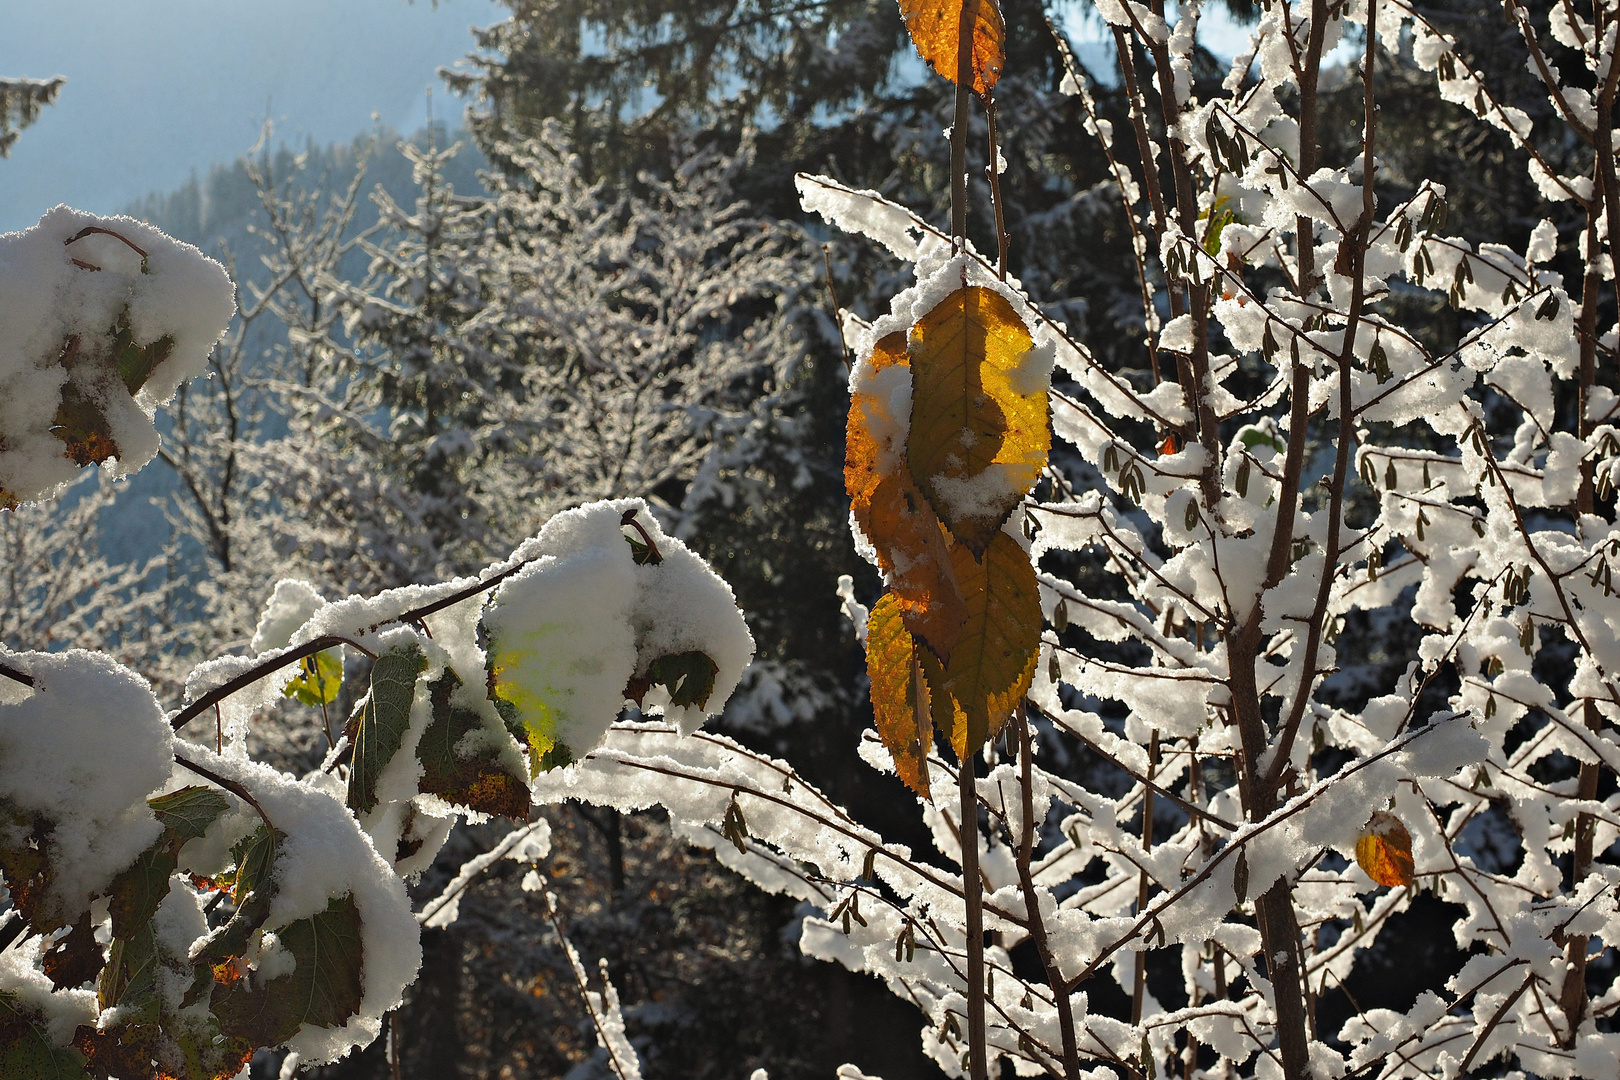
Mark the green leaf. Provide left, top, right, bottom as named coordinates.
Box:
left=417, top=669, right=530, bottom=818
left=1201, top=197, right=1236, bottom=255
left=629, top=651, right=720, bottom=710
left=98, top=925, right=161, bottom=1019
left=624, top=533, right=660, bottom=565
left=231, top=826, right=280, bottom=909
left=0, top=992, right=89, bottom=1080
left=283, top=649, right=344, bottom=708
left=188, top=825, right=283, bottom=998
left=150, top=786, right=232, bottom=842
left=108, top=787, right=230, bottom=939
left=1237, top=425, right=1286, bottom=453
left=85, top=927, right=254, bottom=1080
left=344, top=644, right=426, bottom=815
left=212, top=895, right=365, bottom=1050
left=109, top=319, right=173, bottom=396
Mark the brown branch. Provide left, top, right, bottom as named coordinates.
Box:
left=1461, top=972, right=1537, bottom=1074
left=1015, top=709, right=1081, bottom=1079
left=1132, top=730, right=1159, bottom=1026
left=533, top=878, right=639, bottom=1080
left=0, top=659, right=33, bottom=688
left=1051, top=717, right=1239, bottom=832
left=169, top=634, right=367, bottom=733
left=1139, top=0, right=1221, bottom=510
left=985, top=96, right=1009, bottom=279
left=594, top=750, right=1030, bottom=928
left=173, top=752, right=277, bottom=838
left=950, top=0, right=974, bottom=248
left=1262, top=4, right=1379, bottom=794
left=1047, top=20, right=1162, bottom=384
left=960, top=740, right=988, bottom=1080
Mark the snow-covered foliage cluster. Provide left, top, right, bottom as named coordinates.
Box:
left=0, top=207, right=233, bottom=507
left=0, top=366, right=753, bottom=1080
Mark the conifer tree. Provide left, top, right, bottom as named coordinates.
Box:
left=0, top=74, right=62, bottom=157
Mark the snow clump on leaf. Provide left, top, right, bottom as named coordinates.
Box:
left=0, top=206, right=234, bottom=506
left=487, top=498, right=755, bottom=766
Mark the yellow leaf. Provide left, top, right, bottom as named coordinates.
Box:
left=282, top=649, right=343, bottom=707
left=907, top=285, right=1049, bottom=557
left=1355, top=811, right=1414, bottom=888
left=921, top=531, right=1041, bottom=758
left=865, top=592, right=935, bottom=799
left=897, top=0, right=1006, bottom=97
left=848, top=331, right=969, bottom=659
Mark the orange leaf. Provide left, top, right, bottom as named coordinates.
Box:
left=864, top=592, right=935, bottom=799
left=1355, top=811, right=1414, bottom=888
left=898, top=0, right=1006, bottom=97
left=907, top=285, right=1049, bottom=557
left=920, top=530, right=1042, bottom=758
left=1159, top=432, right=1179, bottom=455
left=848, top=331, right=969, bottom=659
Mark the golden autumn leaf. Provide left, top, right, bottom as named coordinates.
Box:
left=907, top=285, right=1050, bottom=557
left=897, top=0, right=1006, bottom=97
left=848, top=331, right=969, bottom=658
left=1355, top=811, right=1415, bottom=888
left=865, top=592, right=935, bottom=799
left=918, top=530, right=1042, bottom=757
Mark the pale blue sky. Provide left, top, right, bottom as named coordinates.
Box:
left=0, top=0, right=503, bottom=232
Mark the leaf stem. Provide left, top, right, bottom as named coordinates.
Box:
left=619, top=508, right=663, bottom=563
left=985, top=95, right=1008, bottom=279
left=950, top=0, right=975, bottom=246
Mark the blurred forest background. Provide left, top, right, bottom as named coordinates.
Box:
left=2, top=0, right=1602, bottom=1076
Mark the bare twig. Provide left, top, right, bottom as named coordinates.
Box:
left=960, top=743, right=989, bottom=1080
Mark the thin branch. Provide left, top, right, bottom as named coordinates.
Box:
left=959, top=742, right=989, bottom=1080
left=0, top=659, right=33, bottom=688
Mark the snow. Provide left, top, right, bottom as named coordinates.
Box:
left=0, top=206, right=233, bottom=505
left=418, top=818, right=551, bottom=929
left=0, top=650, right=171, bottom=924
left=582, top=957, right=643, bottom=1080
left=835, top=574, right=870, bottom=645
left=484, top=517, right=640, bottom=761
left=490, top=498, right=754, bottom=754
left=796, top=174, right=928, bottom=263
left=0, top=935, right=97, bottom=1045
left=251, top=579, right=329, bottom=654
